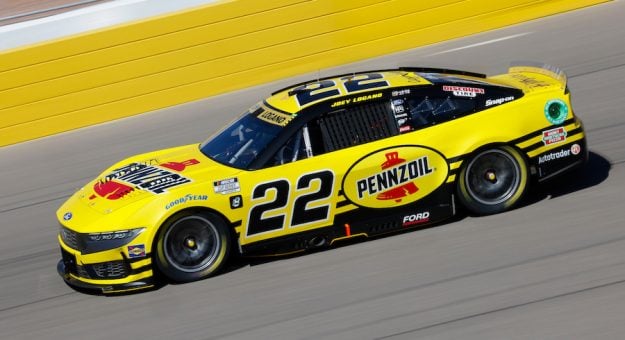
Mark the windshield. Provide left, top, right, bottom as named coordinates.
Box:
left=200, top=105, right=285, bottom=169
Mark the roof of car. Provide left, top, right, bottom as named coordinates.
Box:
left=264, top=68, right=488, bottom=114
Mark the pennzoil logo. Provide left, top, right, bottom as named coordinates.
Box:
left=356, top=152, right=432, bottom=201
left=343, top=146, right=449, bottom=208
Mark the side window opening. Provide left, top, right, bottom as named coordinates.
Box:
left=432, top=97, right=457, bottom=116
left=269, top=126, right=312, bottom=166
left=317, top=100, right=398, bottom=153
left=407, top=96, right=476, bottom=129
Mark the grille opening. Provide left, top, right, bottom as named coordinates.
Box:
left=60, top=227, right=80, bottom=250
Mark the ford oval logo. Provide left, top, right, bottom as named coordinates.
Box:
left=342, top=145, right=449, bottom=209
left=63, top=212, right=73, bottom=221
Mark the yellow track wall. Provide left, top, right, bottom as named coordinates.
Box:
left=0, top=0, right=608, bottom=146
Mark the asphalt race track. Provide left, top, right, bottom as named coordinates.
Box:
left=1, top=2, right=624, bottom=339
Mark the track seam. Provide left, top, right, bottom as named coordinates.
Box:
left=377, top=278, right=625, bottom=339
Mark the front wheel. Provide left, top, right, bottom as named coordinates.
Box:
left=457, top=146, right=528, bottom=215
left=155, top=211, right=231, bottom=282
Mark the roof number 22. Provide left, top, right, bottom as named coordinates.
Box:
left=292, top=73, right=389, bottom=107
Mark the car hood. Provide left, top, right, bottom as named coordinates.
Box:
left=75, top=144, right=237, bottom=215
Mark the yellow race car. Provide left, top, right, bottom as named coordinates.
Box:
left=57, top=62, right=587, bottom=293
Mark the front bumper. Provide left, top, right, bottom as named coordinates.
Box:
left=58, top=236, right=155, bottom=294
left=57, top=259, right=154, bottom=294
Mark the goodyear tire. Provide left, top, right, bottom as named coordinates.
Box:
left=155, top=211, right=231, bottom=282
left=457, top=146, right=528, bottom=215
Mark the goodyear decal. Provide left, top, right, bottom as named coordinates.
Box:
left=342, top=146, right=449, bottom=208
left=257, top=109, right=293, bottom=127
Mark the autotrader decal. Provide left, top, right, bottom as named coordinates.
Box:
left=538, top=148, right=572, bottom=164
left=343, top=146, right=449, bottom=208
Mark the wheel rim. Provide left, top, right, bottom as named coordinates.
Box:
left=465, top=149, right=521, bottom=205
left=163, top=216, right=221, bottom=273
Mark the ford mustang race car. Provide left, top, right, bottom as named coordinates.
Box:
left=57, top=62, right=587, bottom=293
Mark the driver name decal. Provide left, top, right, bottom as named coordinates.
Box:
left=343, top=146, right=449, bottom=208
left=257, top=110, right=293, bottom=127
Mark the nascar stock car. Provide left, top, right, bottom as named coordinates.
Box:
left=57, top=62, right=587, bottom=293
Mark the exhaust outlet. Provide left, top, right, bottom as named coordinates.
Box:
left=308, top=236, right=327, bottom=248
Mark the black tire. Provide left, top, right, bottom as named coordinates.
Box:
left=457, top=146, right=529, bottom=215
left=155, top=211, right=231, bottom=282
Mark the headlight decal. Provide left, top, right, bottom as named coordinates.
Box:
left=60, top=227, right=145, bottom=254
left=83, top=228, right=145, bottom=254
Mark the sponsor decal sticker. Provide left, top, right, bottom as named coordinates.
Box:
left=538, top=148, right=572, bottom=164
left=127, top=244, right=146, bottom=258
left=443, top=85, right=485, bottom=97
left=392, top=89, right=411, bottom=96
left=230, top=195, right=243, bottom=209
left=343, top=146, right=449, bottom=208
left=93, top=181, right=134, bottom=200
left=542, top=127, right=567, bottom=145
left=509, top=74, right=551, bottom=88
left=165, top=194, right=208, bottom=210
left=402, top=212, right=430, bottom=227
left=257, top=110, right=293, bottom=127
left=544, top=99, right=569, bottom=125
left=93, top=159, right=199, bottom=198
left=571, top=143, right=581, bottom=155
left=214, top=178, right=240, bottom=194
left=485, top=96, right=515, bottom=107
left=63, top=212, right=72, bottom=221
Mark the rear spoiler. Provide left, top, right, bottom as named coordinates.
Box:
left=508, top=61, right=567, bottom=91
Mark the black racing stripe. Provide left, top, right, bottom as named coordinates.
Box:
left=127, top=253, right=151, bottom=263
left=521, top=126, right=584, bottom=153
left=448, top=155, right=468, bottom=164
left=231, top=220, right=242, bottom=228
left=509, top=118, right=576, bottom=145
left=129, top=264, right=152, bottom=275
left=449, top=168, right=460, bottom=177
left=336, top=200, right=351, bottom=208
left=522, top=140, right=546, bottom=153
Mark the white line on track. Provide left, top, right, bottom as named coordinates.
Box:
left=426, top=32, right=533, bottom=56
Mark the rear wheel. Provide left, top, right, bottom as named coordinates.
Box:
left=155, top=211, right=231, bottom=282
left=457, top=146, right=528, bottom=215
